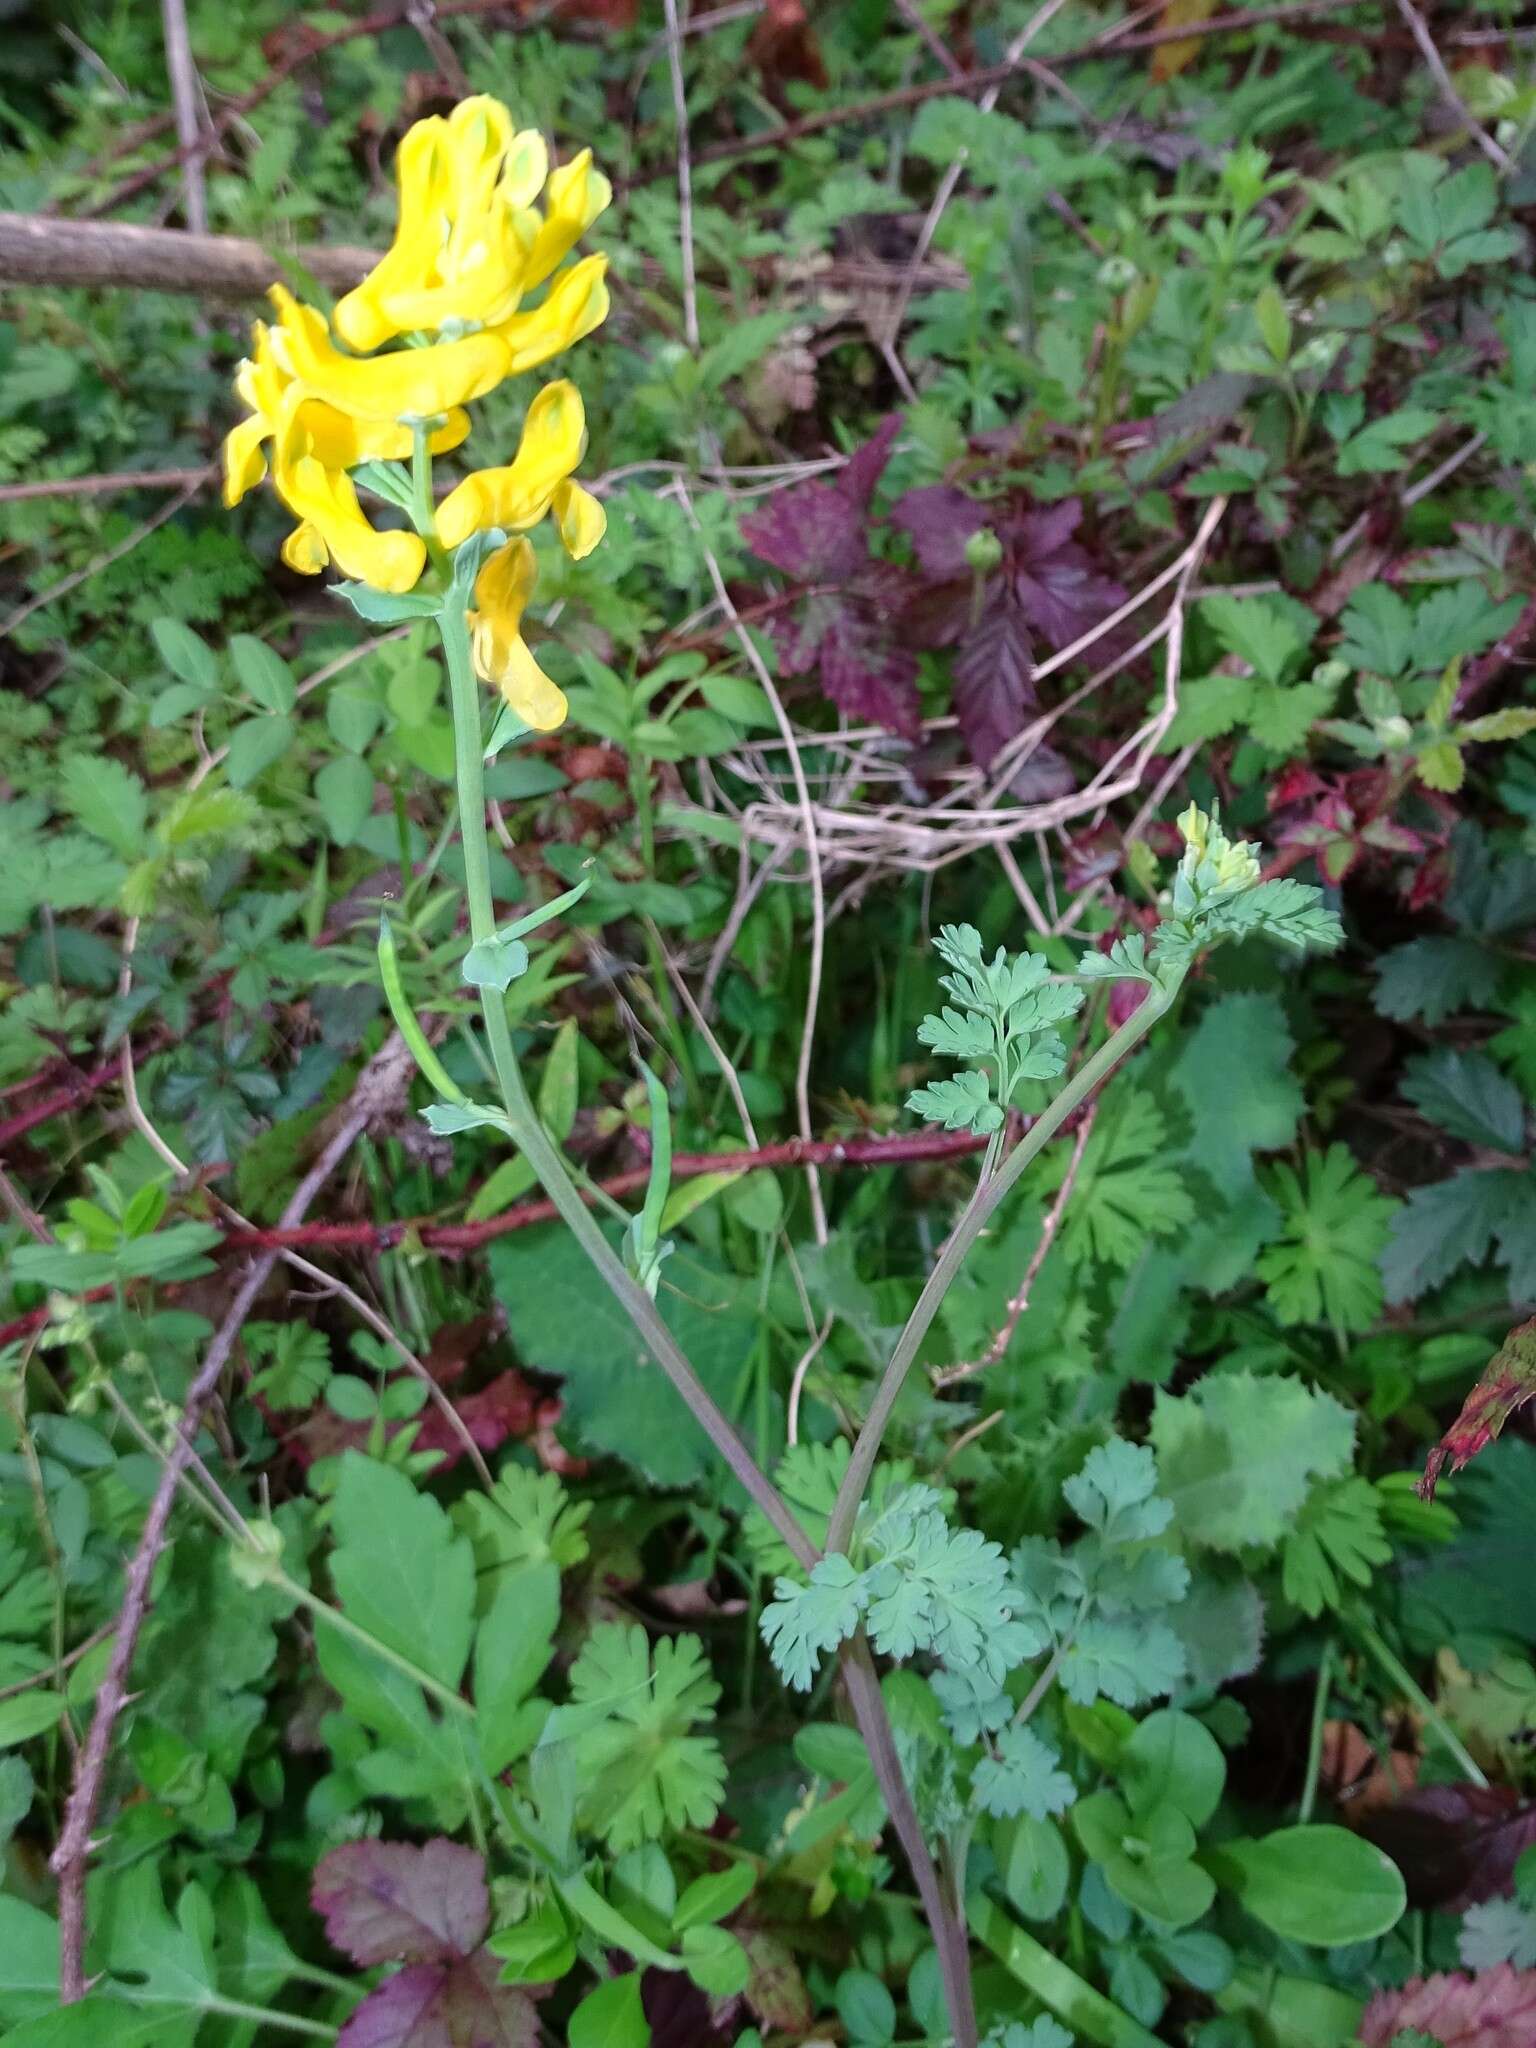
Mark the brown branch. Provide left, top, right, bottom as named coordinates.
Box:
left=633, top=0, right=1375, bottom=182
left=74, top=0, right=541, bottom=221
left=0, top=466, right=214, bottom=504
left=0, top=211, right=377, bottom=297
left=0, top=1123, right=988, bottom=1352
left=49, top=1031, right=415, bottom=2001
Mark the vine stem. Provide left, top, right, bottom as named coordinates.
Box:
left=436, top=600, right=817, bottom=1575
left=825, top=977, right=1182, bottom=1556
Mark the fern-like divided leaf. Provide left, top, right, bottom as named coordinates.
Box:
left=971, top=1724, right=1076, bottom=1820
left=908, top=923, right=1085, bottom=1135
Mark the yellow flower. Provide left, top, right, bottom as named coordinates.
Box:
left=492, top=254, right=609, bottom=376
left=223, top=96, right=610, bottom=599
left=268, top=284, right=511, bottom=424
left=223, top=321, right=469, bottom=509
left=517, top=149, right=613, bottom=289
left=550, top=479, right=606, bottom=559
left=274, top=452, right=427, bottom=594
left=435, top=379, right=591, bottom=550
left=469, top=537, right=567, bottom=730
left=335, top=97, right=553, bottom=350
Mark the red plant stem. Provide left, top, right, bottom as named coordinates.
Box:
left=49, top=1034, right=415, bottom=2001
left=0, top=1124, right=987, bottom=1349
left=0, top=1057, right=124, bottom=1151
left=1453, top=591, right=1536, bottom=718
left=218, top=1126, right=989, bottom=1255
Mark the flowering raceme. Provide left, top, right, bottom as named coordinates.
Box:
left=224, top=93, right=610, bottom=728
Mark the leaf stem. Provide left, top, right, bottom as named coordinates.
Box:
left=1348, top=1612, right=1489, bottom=1789
left=270, top=1568, right=474, bottom=1720
left=1298, top=1638, right=1332, bottom=1824
left=825, top=978, right=1180, bottom=1555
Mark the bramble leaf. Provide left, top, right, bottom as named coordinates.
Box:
left=1382, top=1170, right=1536, bottom=1304
left=311, top=1838, right=488, bottom=1966
left=1402, top=1050, right=1527, bottom=1154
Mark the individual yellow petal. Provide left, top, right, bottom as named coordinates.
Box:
left=467, top=536, right=568, bottom=730
left=281, top=520, right=330, bottom=576
left=550, top=478, right=606, bottom=560
left=492, top=254, right=609, bottom=375
left=274, top=454, right=427, bottom=593
left=435, top=380, right=588, bottom=549
left=334, top=116, right=453, bottom=352
left=269, top=284, right=511, bottom=423
left=481, top=628, right=568, bottom=731
left=519, top=149, right=612, bottom=288
left=473, top=533, right=537, bottom=621
left=223, top=414, right=270, bottom=507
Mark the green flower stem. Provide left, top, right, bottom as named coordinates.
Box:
left=435, top=599, right=818, bottom=1573
left=825, top=975, right=1182, bottom=1555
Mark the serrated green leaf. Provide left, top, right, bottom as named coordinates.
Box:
left=57, top=755, right=147, bottom=860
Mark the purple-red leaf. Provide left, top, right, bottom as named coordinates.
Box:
left=1358, top=1963, right=1536, bottom=2046
left=1362, top=1784, right=1536, bottom=1912
left=338, top=1952, right=538, bottom=2048
left=952, top=583, right=1038, bottom=771
left=839, top=413, right=902, bottom=510
left=893, top=490, right=1131, bottom=771
left=1008, top=501, right=1127, bottom=651
left=739, top=415, right=901, bottom=581
left=740, top=485, right=867, bottom=583
left=313, top=1839, right=489, bottom=1967
left=891, top=484, right=985, bottom=579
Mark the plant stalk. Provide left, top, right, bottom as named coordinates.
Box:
left=436, top=599, right=818, bottom=1573
left=437, top=592, right=979, bottom=2046
left=825, top=977, right=1181, bottom=1555
left=840, top=1632, right=978, bottom=2048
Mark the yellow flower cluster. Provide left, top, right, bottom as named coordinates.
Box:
left=224, top=95, right=611, bottom=729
